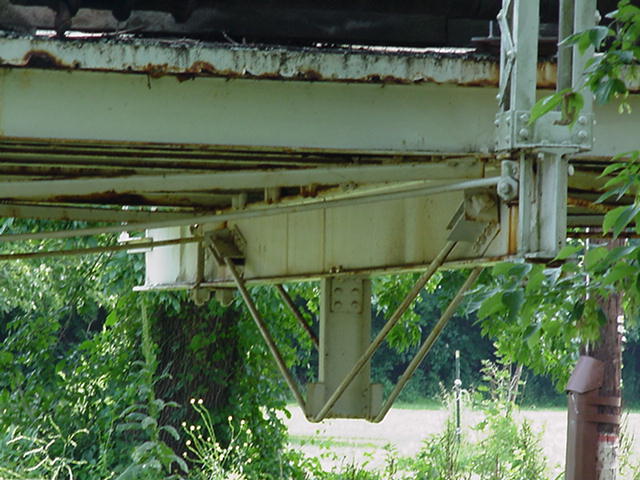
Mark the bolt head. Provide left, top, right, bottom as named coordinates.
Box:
left=497, top=182, right=513, bottom=197
left=578, top=130, right=588, bottom=140
left=518, top=128, right=529, bottom=139
left=578, top=115, right=588, bottom=125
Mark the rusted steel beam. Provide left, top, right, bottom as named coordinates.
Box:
left=0, top=177, right=501, bottom=242
left=0, top=34, right=509, bottom=87
left=0, top=162, right=484, bottom=201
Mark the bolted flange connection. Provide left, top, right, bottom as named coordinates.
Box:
left=497, top=160, right=519, bottom=202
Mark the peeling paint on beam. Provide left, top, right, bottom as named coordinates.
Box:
left=0, top=161, right=485, bottom=200
left=0, top=33, right=555, bottom=87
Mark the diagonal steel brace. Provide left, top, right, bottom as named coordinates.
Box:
left=312, top=240, right=459, bottom=422
left=275, top=284, right=319, bottom=349
left=205, top=236, right=308, bottom=411
left=371, top=267, right=482, bottom=422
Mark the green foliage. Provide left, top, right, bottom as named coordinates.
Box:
left=470, top=228, right=640, bottom=389
left=408, top=416, right=472, bottom=480
left=403, top=362, right=549, bottom=480
left=1, top=421, right=90, bottom=480
left=530, top=0, right=639, bottom=123
left=182, top=402, right=255, bottom=480
left=470, top=362, right=548, bottom=480
left=529, top=88, right=584, bottom=126
left=0, top=219, right=306, bottom=479
left=115, top=303, right=187, bottom=480
left=567, top=0, right=640, bottom=105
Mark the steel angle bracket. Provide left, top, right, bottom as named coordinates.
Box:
left=446, top=189, right=501, bottom=255
left=495, top=110, right=594, bottom=152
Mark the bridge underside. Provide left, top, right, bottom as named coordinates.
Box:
left=0, top=28, right=636, bottom=421
left=0, top=35, right=635, bottom=278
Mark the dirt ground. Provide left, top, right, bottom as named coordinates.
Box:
left=284, top=406, right=640, bottom=477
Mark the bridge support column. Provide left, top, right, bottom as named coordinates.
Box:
left=306, top=276, right=382, bottom=420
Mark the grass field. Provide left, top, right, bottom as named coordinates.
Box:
left=284, top=405, right=640, bottom=478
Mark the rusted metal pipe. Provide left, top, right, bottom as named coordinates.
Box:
left=372, top=267, right=482, bottom=422
left=224, top=257, right=307, bottom=411
left=312, top=240, right=458, bottom=422
left=275, top=284, right=319, bottom=349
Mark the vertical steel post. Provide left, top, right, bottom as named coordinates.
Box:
left=496, top=0, right=595, bottom=260
left=557, top=0, right=575, bottom=93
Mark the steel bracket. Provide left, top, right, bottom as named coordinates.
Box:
left=497, top=160, right=519, bottom=202
left=205, top=227, right=246, bottom=267
left=448, top=190, right=500, bottom=253
left=495, top=110, right=594, bottom=152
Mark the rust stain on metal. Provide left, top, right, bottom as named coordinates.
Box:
left=5, top=41, right=567, bottom=90
left=508, top=205, right=518, bottom=255
left=45, top=192, right=153, bottom=206
left=144, top=63, right=169, bottom=78
left=22, top=50, right=73, bottom=70
left=567, top=196, right=617, bottom=214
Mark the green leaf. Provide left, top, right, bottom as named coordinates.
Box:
left=508, top=262, right=532, bottom=280
left=502, top=290, right=524, bottom=322
left=554, top=245, right=581, bottom=261
left=600, top=162, right=627, bottom=177
left=478, top=291, right=505, bottom=320
left=492, top=262, right=517, bottom=277
left=602, top=262, right=636, bottom=285
left=0, top=352, right=14, bottom=365
left=569, top=302, right=585, bottom=322
left=160, top=425, right=180, bottom=441
left=597, top=184, right=631, bottom=203
left=525, top=265, right=546, bottom=294
left=587, top=26, right=611, bottom=51
left=584, top=247, right=609, bottom=271
left=529, top=91, right=566, bottom=125
left=116, top=423, right=142, bottom=432
left=132, top=441, right=158, bottom=462
left=174, top=455, right=189, bottom=473
left=105, top=311, right=118, bottom=327
left=595, top=78, right=628, bottom=104
left=603, top=204, right=640, bottom=236
left=604, top=245, right=636, bottom=266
